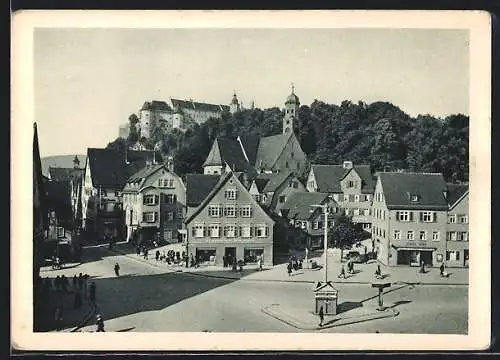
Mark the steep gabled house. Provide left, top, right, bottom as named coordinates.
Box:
left=445, top=183, right=469, bottom=267
left=280, top=192, right=338, bottom=249
left=306, top=162, right=375, bottom=230
left=122, top=159, right=186, bottom=245
left=248, top=171, right=306, bottom=214
left=185, top=170, right=275, bottom=266
left=371, top=172, right=449, bottom=267
left=43, top=180, right=73, bottom=256
left=185, top=174, right=221, bottom=218
left=81, top=148, right=162, bottom=242
left=33, top=123, right=47, bottom=278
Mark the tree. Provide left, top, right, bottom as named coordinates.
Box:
left=328, top=214, right=369, bottom=262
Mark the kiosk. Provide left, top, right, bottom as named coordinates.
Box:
left=371, top=281, right=391, bottom=311
left=314, top=281, right=338, bottom=315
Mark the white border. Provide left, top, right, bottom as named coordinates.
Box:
left=11, top=10, right=491, bottom=351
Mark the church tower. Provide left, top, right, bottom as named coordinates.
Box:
left=230, top=92, right=240, bottom=114
left=283, top=84, right=300, bottom=134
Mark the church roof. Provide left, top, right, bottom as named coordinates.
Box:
left=255, top=133, right=292, bottom=170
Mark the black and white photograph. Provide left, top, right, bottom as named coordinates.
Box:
left=12, top=10, right=490, bottom=351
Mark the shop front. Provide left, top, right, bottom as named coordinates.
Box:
left=188, top=240, right=273, bottom=267
left=391, top=245, right=437, bottom=267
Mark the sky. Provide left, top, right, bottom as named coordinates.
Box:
left=34, top=28, right=469, bottom=157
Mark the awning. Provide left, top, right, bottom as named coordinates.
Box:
left=392, top=245, right=437, bottom=251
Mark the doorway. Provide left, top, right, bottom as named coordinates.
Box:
left=225, top=247, right=236, bottom=267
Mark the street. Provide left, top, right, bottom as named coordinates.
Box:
left=41, top=246, right=468, bottom=334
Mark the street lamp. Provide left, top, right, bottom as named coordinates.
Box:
left=311, top=203, right=329, bottom=283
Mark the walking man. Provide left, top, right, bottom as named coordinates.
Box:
left=318, top=306, right=324, bottom=327
left=114, top=262, right=120, bottom=277
left=96, top=314, right=105, bottom=332
left=338, top=265, right=346, bottom=279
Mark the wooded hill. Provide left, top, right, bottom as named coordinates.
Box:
left=107, top=99, right=469, bottom=183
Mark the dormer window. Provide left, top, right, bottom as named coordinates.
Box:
left=409, top=194, right=420, bottom=202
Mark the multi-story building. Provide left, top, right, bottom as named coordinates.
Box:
left=122, top=159, right=186, bottom=245
left=445, top=183, right=469, bottom=267
left=185, top=170, right=275, bottom=267
left=248, top=171, right=306, bottom=215
left=81, top=148, right=162, bottom=242
left=203, top=89, right=308, bottom=176
left=279, top=192, right=338, bottom=249
left=370, top=172, right=449, bottom=267
left=306, top=162, right=375, bottom=231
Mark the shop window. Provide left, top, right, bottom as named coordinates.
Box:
left=244, top=248, right=264, bottom=263
left=196, top=248, right=216, bottom=264
left=446, top=251, right=460, bottom=261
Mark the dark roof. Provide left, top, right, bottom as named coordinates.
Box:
left=261, top=171, right=294, bottom=193
left=203, top=138, right=252, bottom=173
left=311, top=164, right=375, bottom=193
left=379, top=172, right=449, bottom=210
left=44, top=180, right=72, bottom=223
left=171, top=98, right=229, bottom=113
left=255, top=133, right=291, bottom=170
left=238, top=134, right=260, bottom=166
left=254, top=177, right=271, bottom=192
left=446, top=183, right=469, bottom=208
left=87, top=148, right=162, bottom=188
left=49, top=167, right=75, bottom=182
left=185, top=174, right=221, bottom=207
left=281, top=192, right=332, bottom=220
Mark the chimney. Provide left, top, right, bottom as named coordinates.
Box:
left=343, top=161, right=353, bottom=169
left=443, top=189, right=448, bottom=199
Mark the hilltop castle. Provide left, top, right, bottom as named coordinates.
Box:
left=119, top=93, right=243, bottom=139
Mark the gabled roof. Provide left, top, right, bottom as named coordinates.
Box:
left=185, top=170, right=273, bottom=225
left=261, top=171, right=295, bottom=193
left=44, top=180, right=72, bottom=222
left=124, top=163, right=181, bottom=192
left=378, top=172, right=449, bottom=210
left=203, top=138, right=252, bottom=173
left=311, top=164, right=375, bottom=193
left=49, top=167, right=83, bottom=182
left=238, top=134, right=260, bottom=166
left=86, top=148, right=161, bottom=188
left=446, top=183, right=469, bottom=209
left=255, top=133, right=291, bottom=170
left=170, top=98, right=229, bottom=113
left=253, top=177, right=271, bottom=193
left=280, top=191, right=332, bottom=220
left=185, top=174, right=221, bottom=207
left=141, top=100, right=172, bottom=111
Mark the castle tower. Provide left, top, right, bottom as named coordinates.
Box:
left=283, top=83, right=300, bottom=134
left=230, top=92, right=240, bottom=114
left=139, top=101, right=152, bottom=138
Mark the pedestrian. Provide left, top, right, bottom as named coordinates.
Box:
left=114, top=262, right=120, bottom=277
left=83, top=274, right=89, bottom=299
left=338, top=265, right=346, bottom=279
left=54, top=305, right=63, bottom=331
left=232, top=257, right=237, bottom=272
left=257, top=256, right=262, bottom=271
left=96, top=314, right=105, bottom=332
left=375, top=264, right=382, bottom=279
left=144, top=249, right=149, bottom=260
left=190, top=254, right=195, bottom=268
left=61, top=275, right=68, bottom=292
left=136, top=246, right=141, bottom=256
left=78, top=273, right=83, bottom=290
left=223, top=256, right=226, bottom=268
left=439, top=263, right=445, bottom=276
left=89, top=281, right=96, bottom=303
left=419, top=261, right=425, bottom=274
left=155, top=250, right=160, bottom=261
left=318, top=305, right=324, bottom=327
left=287, top=262, right=292, bottom=276
left=72, top=274, right=77, bottom=289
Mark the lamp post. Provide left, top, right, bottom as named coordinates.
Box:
left=311, top=203, right=329, bottom=283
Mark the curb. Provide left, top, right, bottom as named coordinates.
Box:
left=261, top=305, right=399, bottom=330
left=70, top=301, right=97, bottom=332
left=107, top=248, right=468, bottom=287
